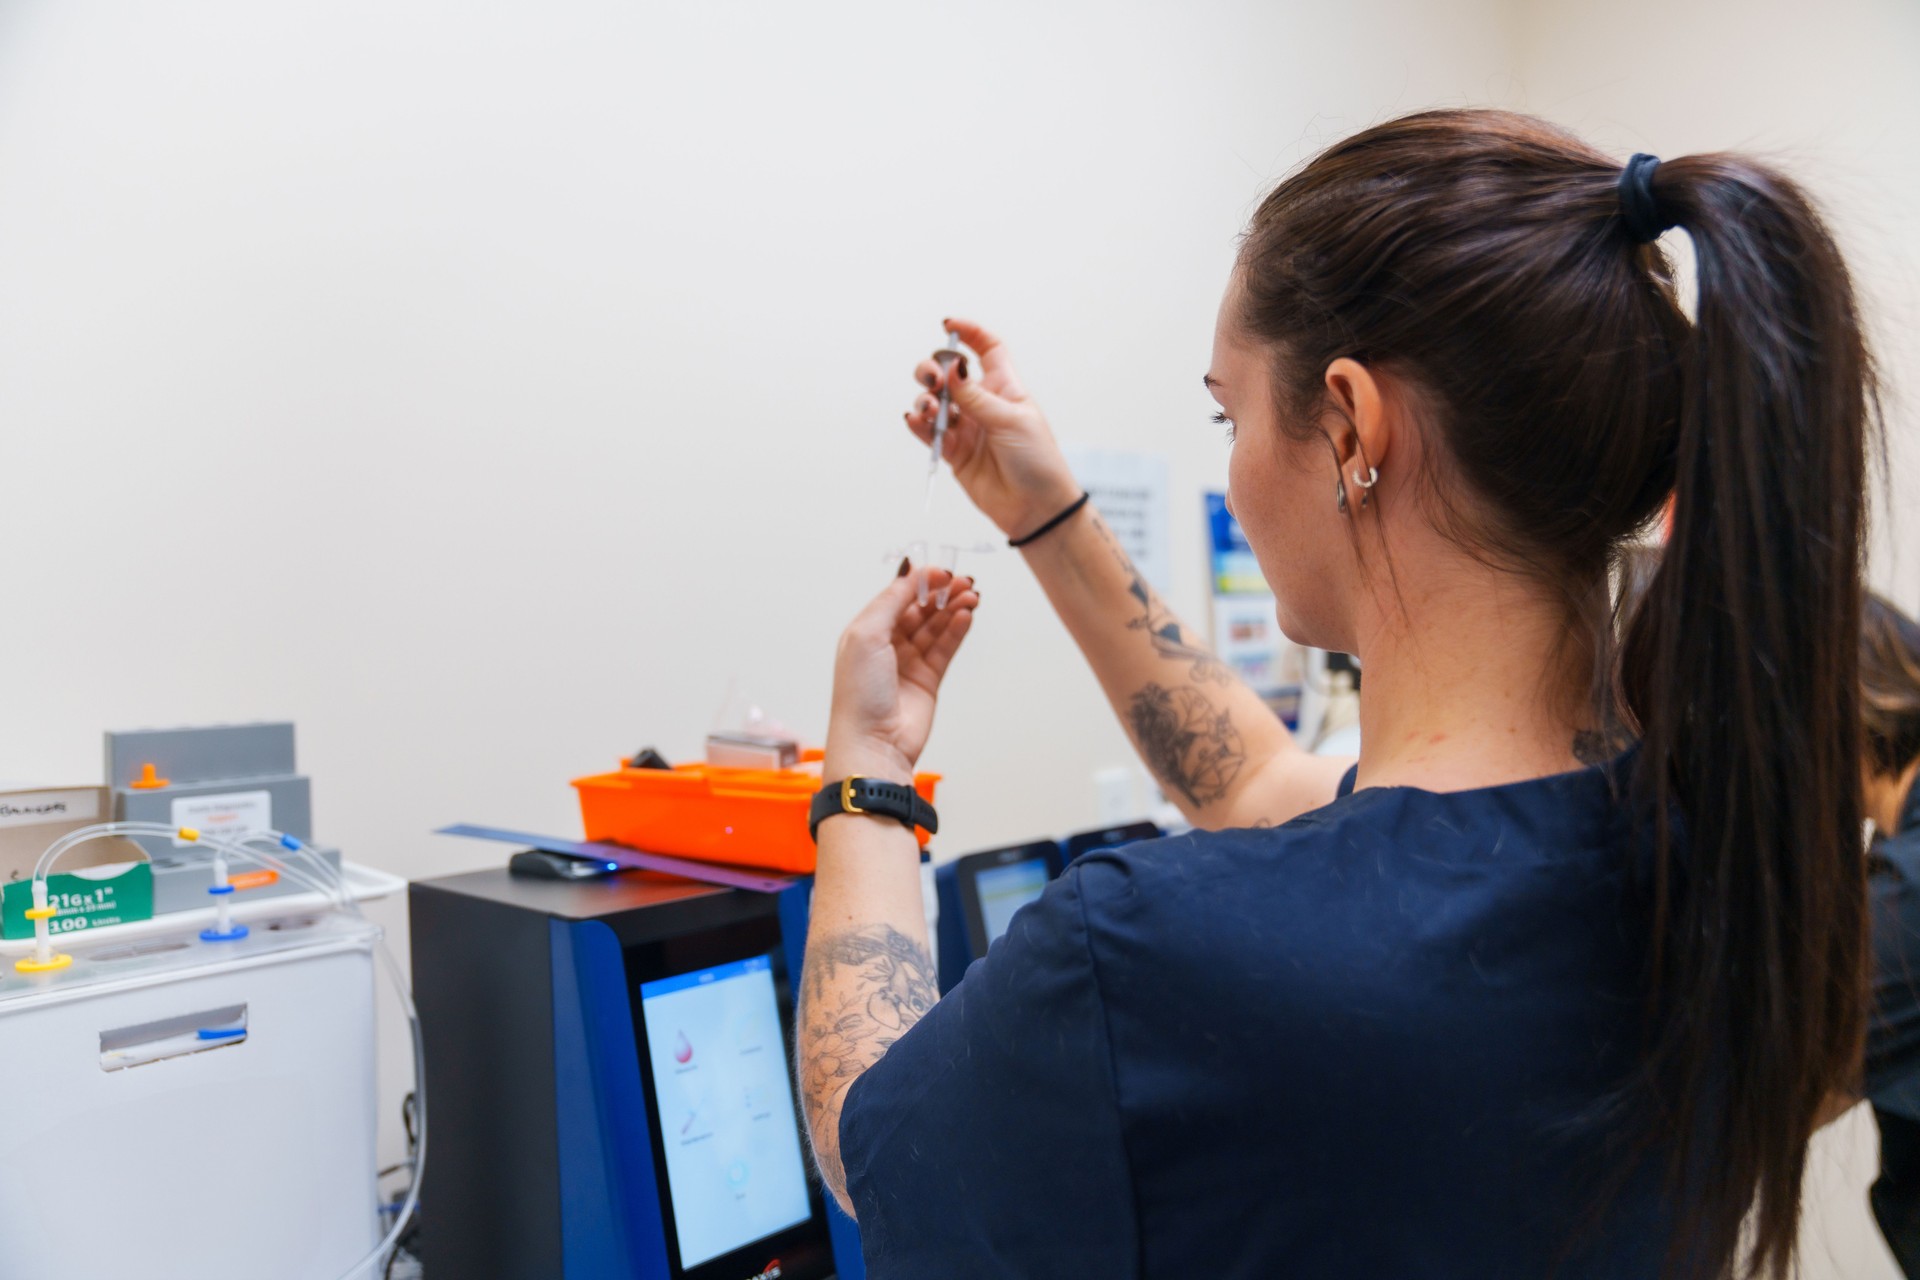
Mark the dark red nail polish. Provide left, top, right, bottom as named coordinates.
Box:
left=897, top=558, right=911, bottom=577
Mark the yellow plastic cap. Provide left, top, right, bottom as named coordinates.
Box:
left=23, top=906, right=56, bottom=921
left=178, top=827, right=201, bottom=842
left=15, top=953, right=72, bottom=974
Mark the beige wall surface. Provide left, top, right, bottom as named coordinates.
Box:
left=1801, top=1103, right=1904, bottom=1280
left=1517, top=0, right=1920, bottom=611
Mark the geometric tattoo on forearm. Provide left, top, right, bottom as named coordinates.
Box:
left=1124, top=575, right=1233, bottom=686
left=1092, top=515, right=1232, bottom=687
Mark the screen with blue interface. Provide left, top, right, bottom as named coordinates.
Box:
left=639, top=955, right=813, bottom=1269
left=974, top=857, right=1051, bottom=944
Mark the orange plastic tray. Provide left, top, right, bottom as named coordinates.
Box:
left=571, top=759, right=940, bottom=874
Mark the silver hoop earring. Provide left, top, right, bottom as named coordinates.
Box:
left=1351, top=465, right=1378, bottom=510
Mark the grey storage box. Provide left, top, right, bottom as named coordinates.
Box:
left=106, top=723, right=338, bottom=915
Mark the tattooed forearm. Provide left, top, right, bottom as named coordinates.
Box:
left=1126, top=577, right=1233, bottom=684
left=1085, top=511, right=1251, bottom=808
left=1129, top=682, right=1247, bottom=806
left=797, top=925, right=939, bottom=1208
left=1091, top=514, right=1232, bottom=685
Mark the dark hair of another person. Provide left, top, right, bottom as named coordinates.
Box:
left=1863, top=593, right=1920, bottom=780
left=1237, top=109, right=1875, bottom=1277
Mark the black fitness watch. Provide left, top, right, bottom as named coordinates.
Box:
left=809, top=777, right=939, bottom=843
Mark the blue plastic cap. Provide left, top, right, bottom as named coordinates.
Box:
left=280, top=834, right=300, bottom=850
left=196, top=1026, right=247, bottom=1041
left=207, top=884, right=235, bottom=896
left=199, top=925, right=250, bottom=943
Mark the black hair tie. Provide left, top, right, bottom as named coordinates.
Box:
left=1617, top=153, right=1676, bottom=245
left=1008, top=491, right=1091, bottom=548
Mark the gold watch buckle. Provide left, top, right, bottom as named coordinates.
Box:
left=840, top=776, right=867, bottom=816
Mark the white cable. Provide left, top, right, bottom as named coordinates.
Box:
left=266, top=832, right=425, bottom=1280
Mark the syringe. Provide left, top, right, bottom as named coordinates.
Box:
left=926, top=330, right=962, bottom=508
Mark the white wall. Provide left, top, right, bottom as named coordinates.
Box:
left=1516, top=0, right=1920, bottom=612
left=1801, top=1103, right=1905, bottom=1280
left=0, top=0, right=1522, bottom=864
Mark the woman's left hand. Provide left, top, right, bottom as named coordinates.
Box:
left=823, top=564, right=980, bottom=782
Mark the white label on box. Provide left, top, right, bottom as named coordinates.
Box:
left=0, top=789, right=102, bottom=830
left=171, top=790, right=273, bottom=846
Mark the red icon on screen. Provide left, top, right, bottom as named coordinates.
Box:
left=674, top=1030, right=694, bottom=1064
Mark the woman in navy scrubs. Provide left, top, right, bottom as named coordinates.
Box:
left=1862, top=595, right=1920, bottom=1274
left=797, top=109, right=1877, bottom=1278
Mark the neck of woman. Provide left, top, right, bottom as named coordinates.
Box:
left=1350, top=558, right=1598, bottom=794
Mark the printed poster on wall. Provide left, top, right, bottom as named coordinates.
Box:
left=1205, top=492, right=1266, bottom=595
left=1204, top=492, right=1304, bottom=727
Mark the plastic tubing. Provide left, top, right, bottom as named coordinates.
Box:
left=27, top=823, right=343, bottom=944
left=233, top=832, right=352, bottom=905
left=25, top=822, right=425, bottom=1279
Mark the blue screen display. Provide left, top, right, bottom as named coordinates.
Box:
left=639, top=956, right=812, bottom=1268
left=973, top=858, right=1050, bottom=945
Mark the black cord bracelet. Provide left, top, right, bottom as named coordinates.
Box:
left=1008, top=491, right=1092, bottom=548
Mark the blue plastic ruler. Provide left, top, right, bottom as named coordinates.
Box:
left=434, top=824, right=799, bottom=894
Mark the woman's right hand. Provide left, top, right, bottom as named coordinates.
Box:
left=908, top=319, right=1082, bottom=539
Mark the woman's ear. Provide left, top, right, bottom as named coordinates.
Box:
left=1323, top=357, right=1390, bottom=477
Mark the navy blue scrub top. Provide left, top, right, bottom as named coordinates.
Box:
left=840, top=757, right=1674, bottom=1278
left=1868, top=777, right=1920, bottom=1119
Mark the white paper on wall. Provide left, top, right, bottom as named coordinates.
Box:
left=1063, top=445, right=1172, bottom=595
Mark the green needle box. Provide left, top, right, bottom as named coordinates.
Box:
left=0, top=787, right=153, bottom=941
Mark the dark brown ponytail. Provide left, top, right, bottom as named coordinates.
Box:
left=1238, top=110, right=1874, bottom=1277
left=1617, top=153, right=1872, bottom=1277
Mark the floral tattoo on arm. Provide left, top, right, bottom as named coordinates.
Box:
left=797, top=925, right=939, bottom=1209
left=1128, top=681, right=1246, bottom=806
